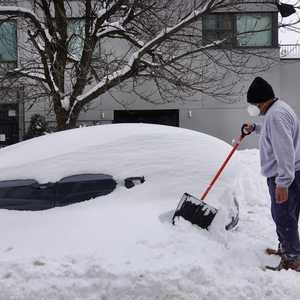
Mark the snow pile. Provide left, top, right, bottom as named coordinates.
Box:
left=0, top=124, right=298, bottom=300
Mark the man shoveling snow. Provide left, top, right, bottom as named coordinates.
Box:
left=245, top=76, right=300, bottom=272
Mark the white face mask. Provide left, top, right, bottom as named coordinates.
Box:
left=247, top=105, right=260, bottom=117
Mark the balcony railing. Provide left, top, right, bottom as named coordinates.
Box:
left=280, top=44, right=300, bottom=59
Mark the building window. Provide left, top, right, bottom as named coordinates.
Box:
left=68, top=18, right=85, bottom=59
left=203, top=14, right=233, bottom=46
left=68, top=19, right=100, bottom=60
left=203, top=13, right=275, bottom=48
left=0, top=21, right=17, bottom=62
left=236, top=14, right=272, bottom=47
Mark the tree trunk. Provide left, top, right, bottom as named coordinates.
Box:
left=54, top=96, right=81, bottom=131
left=55, top=108, right=68, bottom=131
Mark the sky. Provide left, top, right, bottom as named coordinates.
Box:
left=0, top=123, right=299, bottom=299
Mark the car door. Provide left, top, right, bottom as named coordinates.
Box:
left=55, top=174, right=117, bottom=207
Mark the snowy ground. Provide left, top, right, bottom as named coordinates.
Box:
left=0, top=124, right=299, bottom=300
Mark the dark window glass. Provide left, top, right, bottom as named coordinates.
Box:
left=203, top=14, right=233, bottom=47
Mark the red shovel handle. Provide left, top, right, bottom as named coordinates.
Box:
left=200, top=124, right=251, bottom=201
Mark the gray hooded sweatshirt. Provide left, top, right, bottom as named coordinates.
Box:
left=255, top=100, right=300, bottom=188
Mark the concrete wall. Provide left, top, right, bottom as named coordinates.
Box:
left=75, top=50, right=281, bottom=150
left=74, top=54, right=300, bottom=151
left=280, top=59, right=300, bottom=120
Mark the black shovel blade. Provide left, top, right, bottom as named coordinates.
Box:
left=172, top=193, right=217, bottom=229
left=172, top=193, right=240, bottom=231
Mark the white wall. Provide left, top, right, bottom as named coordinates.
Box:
left=280, top=59, right=300, bottom=118
left=77, top=55, right=300, bottom=151
left=77, top=50, right=281, bottom=149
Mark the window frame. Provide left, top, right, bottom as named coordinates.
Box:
left=202, top=12, right=278, bottom=49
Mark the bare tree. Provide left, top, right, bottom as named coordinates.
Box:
left=0, top=0, right=280, bottom=130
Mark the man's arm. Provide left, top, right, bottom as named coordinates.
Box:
left=269, top=113, right=295, bottom=203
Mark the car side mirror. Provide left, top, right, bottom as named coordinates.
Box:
left=124, top=176, right=145, bottom=189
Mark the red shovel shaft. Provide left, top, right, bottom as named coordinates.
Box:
left=200, top=134, right=245, bottom=201
left=172, top=124, right=251, bottom=230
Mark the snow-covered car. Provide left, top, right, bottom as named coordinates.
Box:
left=1, top=124, right=298, bottom=299
left=0, top=124, right=238, bottom=215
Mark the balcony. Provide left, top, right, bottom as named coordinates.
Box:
left=280, top=44, right=300, bottom=59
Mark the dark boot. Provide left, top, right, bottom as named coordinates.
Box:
left=279, top=258, right=300, bottom=272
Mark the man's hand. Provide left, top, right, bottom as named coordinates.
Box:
left=276, top=187, right=288, bottom=203
left=243, top=123, right=256, bottom=134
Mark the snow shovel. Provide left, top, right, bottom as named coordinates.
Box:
left=172, top=124, right=251, bottom=230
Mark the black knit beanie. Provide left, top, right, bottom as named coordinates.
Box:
left=247, top=77, right=275, bottom=104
